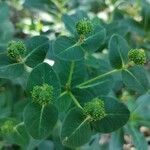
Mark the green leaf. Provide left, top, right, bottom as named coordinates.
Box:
left=0, top=53, right=25, bottom=79
left=93, top=97, right=130, bottom=133
left=81, top=28, right=106, bottom=52
left=23, top=102, right=58, bottom=139
left=13, top=123, right=30, bottom=147
left=61, top=108, right=91, bottom=148
left=0, top=63, right=25, bottom=79
left=127, top=124, right=148, bottom=150
left=109, top=129, right=124, bottom=150
left=26, top=62, right=61, bottom=100
left=53, top=36, right=84, bottom=61
left=24, top=36, right=49, bottom=68
left=55, top=92, right=72, bottom=113
left=0, top=2, right=9, bottom=21
left=108, top=34, right=129, bottom=69
left=53, top=59, right=86, bottom=88
left=122, top=66, right=149, bottom=94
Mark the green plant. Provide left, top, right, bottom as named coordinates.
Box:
left=0, top=0, right=150, bottom=150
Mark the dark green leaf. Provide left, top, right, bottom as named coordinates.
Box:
left=61, top=108, right=91, bottom=148
left=24, top=36, right=49, bottom=68
left=26, top=62, right=61, bottom=100
left=122, top=66, right=149, bottom=94
left=23, top=102, right=58, bottom=139
left=53, top=36, right=84, bottom=61
left=109, top=34, right=129, bottom=69
left=93, top=97, right=130, bottom=133
left=53, top=59, right=86, bottom=88
left=81, top=28, right=106, bottom=52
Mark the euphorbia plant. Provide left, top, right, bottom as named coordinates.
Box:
left=0, top=10, right=149, bottom=150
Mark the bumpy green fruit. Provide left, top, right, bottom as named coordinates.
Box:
left=83, top=98, right=106, bottom=121
left=128, top=49, right=146, bottom=65
left=7, top=40, right=26, bottom=61
left=31, top=84, right=54, bottom=106
left=1, top=120, right=15, bottom=135
left=76, top=18, right=93, bottom=35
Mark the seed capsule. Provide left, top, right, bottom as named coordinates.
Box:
left=128, top=49, right=146, bottom=65
left=31, top=84, right=54, bottom=106
left=7, top=40, right=26, bottom=61
left=76, top=18, right=93, bottom=35
left=83, top=98, right=106, bottom=121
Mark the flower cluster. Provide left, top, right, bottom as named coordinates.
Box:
left=128, top=49, right=146, bottom=65
left=31, top=84, right=54, bottom=106
left=7, top=40, right=26, bottom=61
left=83, top=98, right=106, bottom=121
left=1, top=120, right=15, bottom=135
left=76, top=18, right=93, bottom=36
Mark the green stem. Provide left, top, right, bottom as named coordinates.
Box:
left=69, top=92, right=83, bottom=110
left=59, top=91, right=67, bottom=98
left=67, top=61, right=75, bottom=86
left=77, top=69, right=121, bottom=88
left=51, top=0, right=65, bottom=15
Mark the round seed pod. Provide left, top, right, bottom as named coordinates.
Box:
left=128, top=49, right=146, bottom=65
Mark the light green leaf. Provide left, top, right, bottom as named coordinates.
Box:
left=23, top=102, right=58, bottom=139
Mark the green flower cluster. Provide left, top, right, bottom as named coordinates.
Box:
left=128, top=49, right=146, bottom=65
left=31, top=84, right=54, bottom=106
left=83, top=98, right=106, bottom=121
left=7, top=40, right=26, bottom=61
left=1, top=120, right=15, bottom=135
left=76, top=18, right=93, bottom=35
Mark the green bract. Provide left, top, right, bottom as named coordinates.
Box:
left=83, top=98, right=106, bottom=121
left=31, top=84, right=54, bottom=106
left=76, top=18, right=93, bottom=35
left=128, top=49, right=146, bottom=65
left=7, top=40, right=26, bottom=61
left=1, top=120, right=15, bottom=135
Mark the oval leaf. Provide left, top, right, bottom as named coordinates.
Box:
left=81, top=28, right=106, bottom=52
left=61, top=108, right=91, bottom=148
left=53, top=36, right=84, bottom=61
left=93, top=97, right=130, bottom=133
left=23, top=102, right=58, bottom=139
left=109, top=34, right=129, bottom=69
left=26, top=62, right=61, bottom=99
left=24, top=36, right=49, bottom=68
left=122, top=66, right=149, bottom=94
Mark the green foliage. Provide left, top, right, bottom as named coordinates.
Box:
left=128, top=49, right=146, bottom=65
left=0, top=0, right=149, bottom=149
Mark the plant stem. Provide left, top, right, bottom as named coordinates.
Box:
left=69, top=92, right=83, bottom=110
left=67, top=61, right=75, bottom=86
left=77, top=69, right=121, bottom=88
